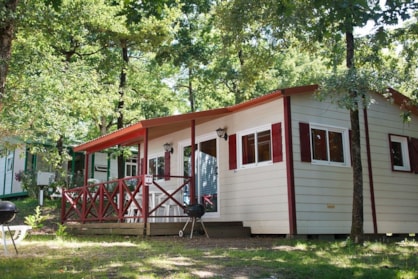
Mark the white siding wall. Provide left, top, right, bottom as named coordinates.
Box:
left=222, top=100, right=288, bottom=234
left=147, top=99, right=289, bottom=234
left=366, top=94, right=418, bottom=234
left=291, top=92, right=418, bottom=235
left=291, top=93, right=375, bottom=234
left=0, top=149, right=25, bottom=197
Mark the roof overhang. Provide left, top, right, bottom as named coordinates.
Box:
left=73, top=84, right=321, bottom=153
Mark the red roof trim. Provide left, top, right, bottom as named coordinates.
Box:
left=74, top=84, right=414, bottom=153
left=388, top=87, right=418, bottom=116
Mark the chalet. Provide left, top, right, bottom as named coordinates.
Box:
left=62, top=84, right=418, bottom=237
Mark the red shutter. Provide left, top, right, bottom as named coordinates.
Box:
left=409, top=137, right=418, bottom=173
left=272, top=122, right=283, bottom=162
left=164, top=152, right=171, bottom=180
left=229, top=134, right=237, bottom=170
left=299, top=122, right=311, bottom=162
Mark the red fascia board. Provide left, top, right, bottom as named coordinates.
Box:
left=141, top=107, right=231, bottom=128
left=73, top=85, right=319, bottom=153
left=73, top=125, right=145, bottom=153
left=73, top=108, right=230, bottom=153
left=388, top=87, right=418, bottom=116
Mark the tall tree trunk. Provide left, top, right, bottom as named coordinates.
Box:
left=0, top=0, right=19, bottom=99
left=346, top=31, right=364, bottom=243
left=117, top=43, right=128, bottom=179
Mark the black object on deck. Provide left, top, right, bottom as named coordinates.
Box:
left=179, top=204, right=209, bottom=239
left=0, top=201, right=19, bottom=254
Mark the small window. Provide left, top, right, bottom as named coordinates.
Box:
left=239, top=126, right=272, bottom=168
left=389, top=135, right=411, bottom=172
left=125, top=156, right=137, bottom=177
left=310, top=124, right=349, bottom=166
left=148, top=155, right=165, bottom=179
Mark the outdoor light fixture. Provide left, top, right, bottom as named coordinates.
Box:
left=163, top=143, right=174, bottom=153
left=216, top=128, right=228, bottom=141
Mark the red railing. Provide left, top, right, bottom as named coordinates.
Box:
left=61, top=175, right=191, bottom=224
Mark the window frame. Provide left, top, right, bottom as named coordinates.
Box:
left=148, top=154, right=165, bottom=180
left=309, top=123, right=350, bottom=167
left=125, top=156, right=138, bottom=177
left=389, top=134, right=411, bottom=172
left=237, top=124, right=273, bottom=169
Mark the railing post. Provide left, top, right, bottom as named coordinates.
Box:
left=82, top=186, right=87, bottom=223
left=99, top=183, right=104, bottom=222
left=60, top=189, right=66, bottom=223
left=143, top=175, right=150, bottom=225
left=119, top=179, right=124, bottom=222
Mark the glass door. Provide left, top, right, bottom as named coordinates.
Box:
left=183, top=137, right=218, bottom=214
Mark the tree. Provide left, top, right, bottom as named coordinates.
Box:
left=0, top=0, right=19, bottom=99
left=216, top=0, right=416, bottom=243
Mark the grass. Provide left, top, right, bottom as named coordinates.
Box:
left=0, top=198, right=416, bottom=278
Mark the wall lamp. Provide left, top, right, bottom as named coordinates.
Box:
left=216, top=128, right=228, bottom=141
left=163, top=143, right=174, bottom=153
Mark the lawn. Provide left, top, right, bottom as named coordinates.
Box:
left=0, top=198, right=416, bottom=279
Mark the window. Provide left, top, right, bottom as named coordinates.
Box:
left=300, top=123, right=350, bottom=166
left=389, top=135, right=411, bottom=172
left=148, top=155, right=165, bottom=178
left=125, top=156, right=137, bottom=177
left=229, top=123, right=282, bottom=170
left=239, top=127, right=272, bottom=167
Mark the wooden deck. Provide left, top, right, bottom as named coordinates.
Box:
left=66, top=221, right=251, bottom=238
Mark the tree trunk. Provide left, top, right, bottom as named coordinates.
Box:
left=0, top=0, right=19, bottom=99
left=117, top=43, right=128, bottom=179
left=346, top=31, right=364, bottom=243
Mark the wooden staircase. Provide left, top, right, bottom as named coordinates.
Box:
left=66, top=221, right=251, bottom=238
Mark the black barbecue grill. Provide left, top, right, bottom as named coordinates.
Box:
left=0, top=201, right=18, bottom=224
left=179, top=204, right=209, bottom=238
left=0, top=201, right=19, bottom=254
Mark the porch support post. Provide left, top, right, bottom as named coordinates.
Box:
left=84, top=152, right=89, bottom=186
left=284, top=96, right=297, bottom=235
left=137, top=143, right=141, bottom=176
left=364, top=108, right=378, bottom=234
left=190, top=120, right=196, bottom=204
left=142, top=129, right=149, bottom=228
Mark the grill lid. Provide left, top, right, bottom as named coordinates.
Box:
left=0, top=201, right=18, bottom=224
left=185, top=204, right=205, bottom=218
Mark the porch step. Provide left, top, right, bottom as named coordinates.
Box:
left=66, top=223, right=144, bottom=236
left=66, top=221, right=251, bottom=238
left=149, top=221, right=251, bottom=238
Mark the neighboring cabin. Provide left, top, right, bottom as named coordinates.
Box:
left=0, top=145, right=139, bottom=199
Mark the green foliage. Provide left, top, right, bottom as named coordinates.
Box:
left=0, top=236, right=417, bottom=278
left=55, top=223, right=68, bottom=239
left=24, top=205, right=48, bottom=229
left=316, top=68, right=389, bottom=110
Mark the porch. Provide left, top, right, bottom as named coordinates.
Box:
left=61, top=175, right=250, bottom=237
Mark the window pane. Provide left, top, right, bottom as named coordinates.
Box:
left=311, top=129, right=327, bottom=161
left=391, top=141, right=404, bottom=167
left=257, top=130, right=271, bottom=162
left=329, top=131, right=344, bottom=162
left=242, top=134, right=255, bottom=164
left=157, top=156, right=165, bottom=177
left=148, top=158, right=156, bottom=175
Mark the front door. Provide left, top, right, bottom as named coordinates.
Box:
left=183, top=137, right=218, bottom=215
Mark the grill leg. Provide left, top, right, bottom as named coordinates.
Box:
left=190, top=217, right=196, bottom=239
left=6, top=225, right=18, bottom=255
left=1, top=225, right=7, bottom=255
left=199, top=218, right=209, bottom=238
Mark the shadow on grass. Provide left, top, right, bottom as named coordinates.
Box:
left=0, top=236, right=416, bottom=279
